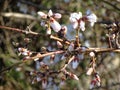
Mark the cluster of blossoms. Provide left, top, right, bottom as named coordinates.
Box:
left=69, top=11, right=97, bottom=31
left=16, top=9, right=100, bottom=89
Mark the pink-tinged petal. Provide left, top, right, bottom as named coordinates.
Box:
left=79, top=20, right=85, bottom=31
left=86, top=67, right=94, bottom=75
left=72, top=22, right=78, bottom=29
left=48, top=9, right=53, bottom=17
left=54, top=13, right=62, bottom=19
left=50, top=18, right=61, bottom=32
left=37, top=11, right=47, bottom=18
left=69, top=17, right=77, bottom=23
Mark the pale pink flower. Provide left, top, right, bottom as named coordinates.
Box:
left=87, top=13, right=97, bottom=27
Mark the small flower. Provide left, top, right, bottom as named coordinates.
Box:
left=87, top=13, right=97, bottom=27
left=69, top=12, right=82, bottom=29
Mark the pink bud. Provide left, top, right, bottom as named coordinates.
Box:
left=86, top=67, right=93, bottom=75
left=54, top=13, right=62, bottom=19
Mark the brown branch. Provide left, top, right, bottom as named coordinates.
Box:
left=0, top=25, right=39, bottom=36
left=1, top=12, right=38, bottom=20
left=0, top=50, right=65, bottom=74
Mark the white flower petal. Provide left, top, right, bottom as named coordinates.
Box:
left=50, top=18, right=61, bottom=32
left=48, top=9, right=53, bottom=17
left=72, top=22, right=78, bottom=29
left=54, top=13, right=62, bottom=19
left=79, top=20, right=85, bottom=31
left=37, top=11, right=47, bottom=18
left=46, top=28, right=51, bottom=35
left=87, top=13, right=97, bottom=27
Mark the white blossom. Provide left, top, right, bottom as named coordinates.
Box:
left=87, top=13, right=97, bottom=27
left=79, top=20, right=85, bottom=31
left=70, top=12, right=82, bottom=22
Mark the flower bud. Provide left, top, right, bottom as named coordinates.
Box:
left=89, top=52, right=95, bottom=57
left=54, top=13, right=62, bottom=19
left=86, top=67, right=93, bottom=75
left=48, top=9, right=53, bottom=17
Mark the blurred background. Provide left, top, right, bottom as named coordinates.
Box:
left=0, top=0, right=120, bottom=90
